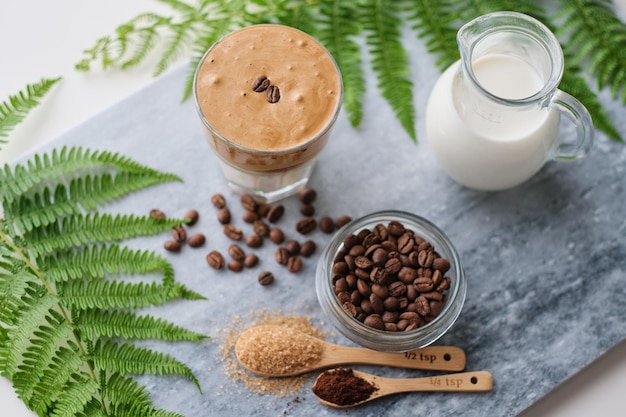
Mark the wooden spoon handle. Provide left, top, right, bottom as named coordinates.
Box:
left=373, top=370, right=494, bottom=395
left=325, top=345, right=466, bottom=371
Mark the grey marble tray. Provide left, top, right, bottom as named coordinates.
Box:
left=13, top=43, right=626, bottom=416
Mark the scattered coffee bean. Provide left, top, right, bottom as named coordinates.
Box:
left=223, top=224, right=243, bottom=240
left=188, top=233, right=206, bottom=247
left=228, top=244, right=246, bottom=260
left=300, top=203, right=315, bottom=216
left=331, top=220, right=452, bottom=332
left=256, top=203, right=270, bottom=217
left=265, top=85, right=280, bottom=103
left=244, top=253, right=259, bottom=268
left=275, top=247, right=290, bottom=265
left=207, top=250, right=225, bottom=269
left=242, top=210, right=259, bottom=223
left=184, top=209, right=199, bottom=226
left=245, top=234, right=263, bottom=248
left=320, top=216, right=336, bottom=234
left=171, top=226, right=187, bottom=243
left=298, top=187, right=317, bottom=204
left=336, top=215, right=352, bottom=229
left=258, top=271, right=274, bottom=285
left=266, top=204, right=285, bottom=223
left=287, top=256, right=303, bottom=273
left=217, top=207, right=231, bottom=224
left=150, top=209, right=166, bottom=220
left=269, top=228, right=285, bottom=244
left=228, top=259, right=244, bottom=272
left=240, top=194, right=258, bottom=212
left=300, top=240, right=317, bottom=257
left=164, top=240, right=181, bottom=252
left=253, top=219, right=270, bottom=237
left=211, top=193, right=226, bottom=209
left=284, top=240, right=301, bottom=255
left=252, top=75, right=270, bottom=92
left=296, top=217, right=317, bottom=235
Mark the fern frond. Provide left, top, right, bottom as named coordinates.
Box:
left=0, top=77, right=61, bottom=142
left=40, top=244, right=175, bottom=283
left=0, top=146, right=182, bottom=206
left=311, top=0, right=365, bottom=128
left=556, top=0, right=626, bottom=103
left=361, top=0, right=416, bottom=141
left=50, top=373, right=101, bottom=417
left=59, top=279, right=195, bottom=310
left=76, top=309, right=207, bottom=342
left=3, top=172, right=180, bottom=234
left=93, top=339, right=200, bottom=391
left=23, top=215, right=183, bottom=258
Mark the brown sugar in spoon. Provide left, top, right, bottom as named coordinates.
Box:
left=312, top=368, right=493, bottom=408
left=234, top=325, right=466, bottom=377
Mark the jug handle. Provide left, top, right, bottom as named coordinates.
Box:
left=550, top=89, right=594, bottom=161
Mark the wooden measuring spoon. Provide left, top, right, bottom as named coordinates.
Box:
left=313, top=369, right=493, bottom=408
left=235, top=325, right=466, bottom=377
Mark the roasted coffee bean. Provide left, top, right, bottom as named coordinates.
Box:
left=319, top=216, right=335, bottom=234
left=171, top=226, right=187, bottom=243
left=429, top=300, right=444, bottom=316
left=398, top=266, right=417, bottom=284
left=384, top=257, right=402, bottom=275
left=244, top=253, right=259, bottom=268
left=357, top=279, right=371, bottom=297
left=300, top=240, right=317, bottom=257
left=184, top=209, right=199, bottom=226
left=384, top=323, right=399, bottom=332
left=269, top=227, right=285, bottom=244
left=348, top=245, right=366, bottom=257
left=335, top=215, right=352, bottom=229
left=342, top=234, right=360, bottom=250
left=228, top=244, right=246, bottom=260
left=240, top=194, right=258, bottom=212
left=342, top=302, right=358, bottom=317
left=242, top=210, right=259, bottom=223
left=413, top=277, right=434, bottom=292
left=265, top=85, right=280, bottom=103
left=252, top=219, right=270, bottom=237
left=382, top=311, right=400, bottom=324
left=188, top=233, right=206, bottom=248
left=256, top=202, right=270, bottom=217
left=296, top=217, right=316, bottom=235
left=354, top=255, right=372, bottom=270
left=387, top=221, right=405, bottom=236
left=433, top=257, right=451, bottom=273
left=370, top=267, right=390, bottom=285
left=415, top=295, right=431, bottom=316
left=252, top=75, right=270, bottom=92
left=363, top=314, right=385, bottom=330
left=384, top=296, right=400, bottom=311
left=228, top=260, right=244, bottom=272
left=373, top=224, right=388, bottom=240
left=418, top=249, right=435, bottom=267
left=211, top=193, right=226, bottom=209
left=286, top=256, right=303, bottom=273
left=397, top=233, right=415, bottom=254
left=150, top=209, right=166, bottom=220
left=217, top=207, right=231, bottom=224
left=334, top=277, right=349, bottom=294
left=350, top=290, right=362, bottom=305
left=371, top=283, right=389, bottom=299
left=388, top=281, right=407, bottom=297
left=164, top=240, right=181, bottom=252
left=258, top=271, right=274, bottom=285
left=245, top=234, right=263, bottom=248
left=369, top=293, right=384, bottom=314
left=275, top=247, right=290, bottom=265
left=207, top=251, right=225, bottom=269
left=422, top=291, right=443, bottom=301
left=333, top=261, right=349, bottom=275
left=371, top=247, right=388, bottom=266
left=345, top=274, right=357, bottom=289
left=300, top=203, right=315, bottom=216
left=337, top=292, right=351, bottom=304
left=298, top=187, right=317, bottom=204
left=431, top=269, right=443, bottom=287
left=223, top=224, right=242, bottom=240
left=436, top=276, right=451, bottom=292
left=284, top=240, right=300, bottom=255
left=266, top=204, right=285, bottom=223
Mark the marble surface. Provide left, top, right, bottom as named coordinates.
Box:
left=10, top=36, right=626, bottom=417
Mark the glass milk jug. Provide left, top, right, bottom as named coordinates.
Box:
left=425, top=11, right=594, bottom=191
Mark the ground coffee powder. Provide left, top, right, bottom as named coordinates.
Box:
left=312, top=367, right=378, bottom=406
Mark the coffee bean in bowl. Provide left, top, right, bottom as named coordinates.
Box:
left=315, top=210, right=466, bottom=352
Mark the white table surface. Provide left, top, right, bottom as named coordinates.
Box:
left=2, top=1, right=626, bottom=416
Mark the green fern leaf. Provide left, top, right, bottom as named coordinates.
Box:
left=311, top=0, right=365, bottom=128
left=556, top=0, right=626, bottom=103
left=92, top=339, right=201, bottom=391
left=76, top=309, right=207, bottom=342
left=360, top=0, right=416, bottom=141
left=0, top=78, right=61, bottom=141
left=40, top=244, right=175, bottom=284
left=50, top=373, right=100, bottom=417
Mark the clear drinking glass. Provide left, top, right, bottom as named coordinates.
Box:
left=193, top=24, right=343, bottom=203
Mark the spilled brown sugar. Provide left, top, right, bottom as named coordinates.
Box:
left=312, top=367, right=378, bottom=406
left=215, top=308, right=326, bottom=398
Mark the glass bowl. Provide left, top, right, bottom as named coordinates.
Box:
left=315, top=210, right=466, bottom=352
